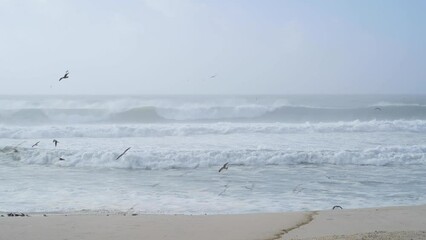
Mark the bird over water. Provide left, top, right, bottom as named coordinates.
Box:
left=116, top=147, right=131, bottom=160
left=32, top=141, right=40, bottom=148
left=59, top=70, right=69, bottom=81
left=218, top=162, right=229, bottom=172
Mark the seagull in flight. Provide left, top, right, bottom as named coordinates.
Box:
left=59, top=70, right=69, bottom=81
left=59, top=157, right=65, bottom=161
left=374, top=107, right=382, bottom=111
left=218, top=162, right=229, bottom=173
left=53, top=139, right=59, bottom=147
left=32, top=141, right=40, bottom=148
left=210, top=74, right=217, bottom=79
left=116, top=147, right=131, bottom=160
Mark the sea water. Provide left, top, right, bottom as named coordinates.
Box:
left=0, top=95, right=425, bottom=214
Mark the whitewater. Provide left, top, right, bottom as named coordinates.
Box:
left=1, top=95, right=425, bottom=214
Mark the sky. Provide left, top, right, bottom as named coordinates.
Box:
left=0, top=0, right=425, bottom=95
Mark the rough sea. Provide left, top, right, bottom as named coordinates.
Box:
left=1, top=95, right=425, bottom=214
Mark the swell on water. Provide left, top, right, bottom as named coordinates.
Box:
left=1, top=104, right=426, bottom=124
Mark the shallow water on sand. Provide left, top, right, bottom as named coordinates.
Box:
left=1, top=131, right=425, bottom=214
left=1, top=95, right=426, bottom=214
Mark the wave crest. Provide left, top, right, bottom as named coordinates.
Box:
left=2, top=145, right=425, bottom=169
left=1, top=120, right=425, bottom=139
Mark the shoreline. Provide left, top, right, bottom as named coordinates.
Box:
left=1, top=205, right=425, bottom=240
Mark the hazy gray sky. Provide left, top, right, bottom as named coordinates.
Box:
left=0, top=0, right=425, bottom=95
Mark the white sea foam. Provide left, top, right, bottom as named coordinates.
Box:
left=156, top=104, right=272, bottom=120
left=1, top=120, right=425, bottom=139
left=1, top=95, right=426, bottom=214
left=2, top=144, right=425, bottom=170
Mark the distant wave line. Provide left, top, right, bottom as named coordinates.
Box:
left=0, top=104, right=426, bottom=124
left=0, top=120, right=426, bottom=139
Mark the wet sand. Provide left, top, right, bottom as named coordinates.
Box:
left=0, top=205, right=425, bottom=240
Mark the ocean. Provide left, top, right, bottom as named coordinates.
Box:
left=1, top=95, right=425, bottom=214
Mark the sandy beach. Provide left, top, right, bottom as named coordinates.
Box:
left=0, top=205, right=425, bottom=240
left=282, top=205, right=426, bottom=240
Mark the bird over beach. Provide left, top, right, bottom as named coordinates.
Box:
left=32, top=141, right=40, bottom=147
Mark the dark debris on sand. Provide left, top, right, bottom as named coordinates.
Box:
left=7, top=212, right=28, bottom=217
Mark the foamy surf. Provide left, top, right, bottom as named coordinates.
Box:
left=1, top=95, right=425, bottom=214
left=2, top=144, right=425, bottom=170
left=1, top=120, right=426, bottom=139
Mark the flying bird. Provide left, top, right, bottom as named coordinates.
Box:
left=210, top=74, right=217, bottom=78
left=374, top=107, right=382, bottom=111
left=218, top=162, right=229, bottom=173
left=332, top=205, right=343, bottom=210
left=59, top=70, right=69, bottom=81
left=53, top=139, right=59, bottom=147
left=116, top=147, right=131, bottom=160
left=32, top=141, right=40, bottom=148
left=59, top=157, right=65, bottom=161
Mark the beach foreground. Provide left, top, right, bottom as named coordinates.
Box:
left=1, top=205, right=425, bottom=240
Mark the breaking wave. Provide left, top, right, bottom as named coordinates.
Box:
left=2, top=145, right=426, bottom=170
left=1, top=120, right=426, bottom=138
